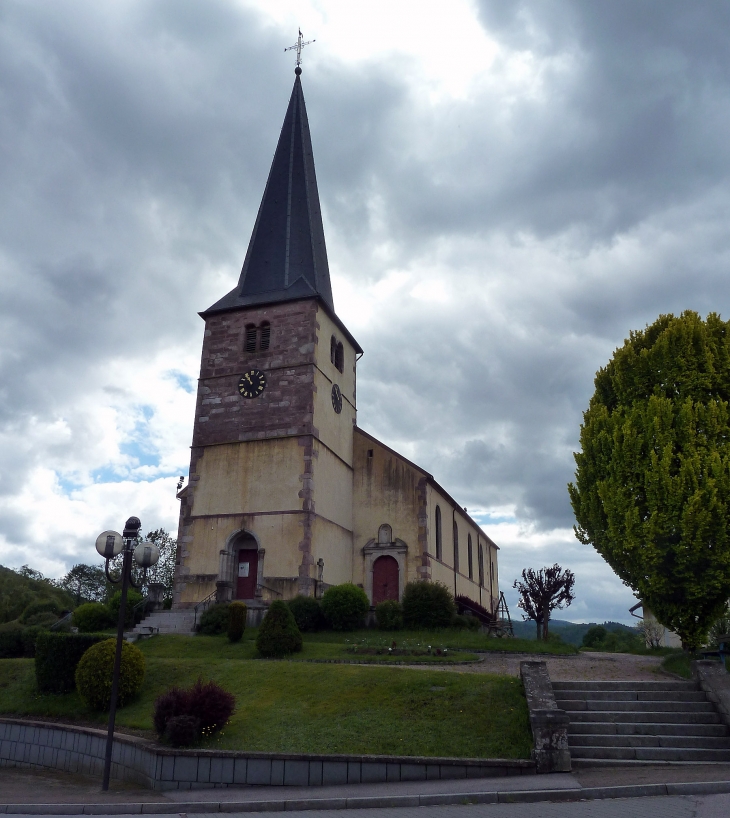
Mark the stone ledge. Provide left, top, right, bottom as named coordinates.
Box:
left=0, top=718, right=533, bottom=791
left=520, top=661, right=571, bottom=773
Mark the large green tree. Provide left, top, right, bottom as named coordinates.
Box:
left=569, top=311, right=730, bottom=649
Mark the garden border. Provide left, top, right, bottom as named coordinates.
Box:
left=0, top=718, right=534, bottom=791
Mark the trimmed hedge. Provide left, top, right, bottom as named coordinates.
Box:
left=35, top=632, right=107, bottom=693
left=72, top=603, right=114, bottom=633
left=321, top=584, right=369, bottom=631
left=75, top=638, right=145, bottom=710
left=256, top=600, right=303, bottom=657
left=0, top=626, right=44, bottom=658
left=197, top=603, right=230, bottom=635
left=228, top=602, right=247, bottom=643
left=286, top=595, right=324, bottom=632
left=402, top=581, right=456, bottom=629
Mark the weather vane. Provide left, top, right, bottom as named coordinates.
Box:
left=285, top=29, right=315, bottom=73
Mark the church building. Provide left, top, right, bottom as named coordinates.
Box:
left=172, top=68, right=500, bottom=618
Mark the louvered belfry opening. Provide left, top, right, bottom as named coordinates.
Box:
left=245, top=324, right=258, bottom=353
left=260, top=321, right=271, bottom=351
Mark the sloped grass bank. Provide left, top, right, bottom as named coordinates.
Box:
left=0, top=635, right=532, bottom=759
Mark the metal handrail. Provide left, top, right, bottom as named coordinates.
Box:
left=193, top=589, right=217, bottom=628
left=50, top=611, right=73, bottom=631
left=257, top=583, right=282, bottom=598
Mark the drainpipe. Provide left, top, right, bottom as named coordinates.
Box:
left=452, top=507, right=457, bottom=597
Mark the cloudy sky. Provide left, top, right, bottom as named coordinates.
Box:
left=2, top=0, right=729, bottom=624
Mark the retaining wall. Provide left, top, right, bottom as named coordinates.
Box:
left=0, top=719, right=534, bottom=790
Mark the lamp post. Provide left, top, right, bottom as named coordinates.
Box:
left=95, top=516, right=159, bottom=791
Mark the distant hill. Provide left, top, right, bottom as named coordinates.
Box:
left=509, top=617, right=637, bottom=646
left=0, top=564, right=73, bottom=626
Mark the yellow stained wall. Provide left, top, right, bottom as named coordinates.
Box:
left=192, top=438, right=303, bottom=516
left=352, top=431, right=423, bottom=589
left=426, top=484, right=499, bottom=612
left=311, top=516, right=354, bottom=587
left=312, top=441, right=353, bottom=533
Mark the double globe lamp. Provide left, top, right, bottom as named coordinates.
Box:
left=94, top=516, right=160, bottom=791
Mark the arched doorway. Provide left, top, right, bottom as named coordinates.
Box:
left=235, top=535, right=259, bottom=600
left=372, top=555, right=399, bottom=604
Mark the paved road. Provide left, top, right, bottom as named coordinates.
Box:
left=12, top=794, right=730, bottom=818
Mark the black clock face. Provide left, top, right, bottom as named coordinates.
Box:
left=238, top=369, right=266, bottom=399
left=331, top=383, right=342, bottom=414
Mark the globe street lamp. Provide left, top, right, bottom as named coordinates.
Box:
left=95, top=516, right=159, bottom=791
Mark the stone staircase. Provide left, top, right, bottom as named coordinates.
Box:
left=126, top=609, right=197, bottom=639
left=552, top=680, right=730, bottom=765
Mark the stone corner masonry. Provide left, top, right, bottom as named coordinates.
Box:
left=520, top=660, right=571, bottom=773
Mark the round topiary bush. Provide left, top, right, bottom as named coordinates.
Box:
left=375, top=599, right=403, bottom=631
left=197, top=603, right=230, bottom=635
left=402, top=581, right=456, bottom=629
left=228, top=602, right=247, bottom=643
left=286, top=595, right=324, bottom=632
left=256, top=600, right=303, bottom=657
left=321, top=584, right=369, bottom=631
left=72, top=602, right=114, bottom=633
left=75, top=638, right=145, bottom=710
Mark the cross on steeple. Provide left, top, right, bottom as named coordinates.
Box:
left=285, top=29, right=315, bottom=73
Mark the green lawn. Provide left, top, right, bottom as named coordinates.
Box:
left=0, top=634, right=532, bottom=759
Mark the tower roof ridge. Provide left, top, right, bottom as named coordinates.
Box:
left=203, top=74, right=334, bottom=316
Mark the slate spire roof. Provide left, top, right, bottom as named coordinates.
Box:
left=204, top=72, right=334, bottom=315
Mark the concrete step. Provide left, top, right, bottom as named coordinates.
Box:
left=567, top=710, right=721, bottom=724
left=569, top=746, right=730, bottom=762
left=571, top=758, right=730, bottom=768
left=569, top=734, right=730, bottom=749
left=568, top=721, right=730, bottom=737
left=128, top=610, right=196, bottom=636
left=554, top=690, right=707, bottom=702
left=552, top=681, right=697, bottom=692
left=556, top=698, right=715, bottom=713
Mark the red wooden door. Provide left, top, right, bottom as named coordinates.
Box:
left=236, top=550, right=258, bottom=599
left=372, top=555, right=399, bottom=604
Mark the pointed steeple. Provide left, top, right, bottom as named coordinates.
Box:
left=204, top=73, right=334, bottom=315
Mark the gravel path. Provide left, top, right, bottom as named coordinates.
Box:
left=405, top=651, right=668, bottom=681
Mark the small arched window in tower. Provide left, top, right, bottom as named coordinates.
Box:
left=467, top=534, right=473, bottom=580
left=435, top=505, right=442, bottom=560
left=335, top=341, right=344, bottom=373
left=330, top=335, right=337, bottom=365
left=478, top=543, right=485, bottom=587
left=378, top=524, right=392, bottom=544
left=245, top=324, right=258, bottom=353
left=453, top=521, right=459, bottom=572
left=260, top=321, right=271, bottom=351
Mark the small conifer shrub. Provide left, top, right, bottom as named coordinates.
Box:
left=286, top=595, right=324, bottom=632
left=402, top=581, right=456, bottom=629
left=321, top=583, right=369, bottom=631
left=256, top=600, right=303, bottom=657
left=375, top=599, right=403, bottom=631
left=227, top=602, right=247, bottom=642
left=20, top=599, right=63, bottom=624
left=75, top=638, right=145, bottom=710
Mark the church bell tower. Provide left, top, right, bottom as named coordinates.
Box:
left=173, top=68, right=362, bottom=610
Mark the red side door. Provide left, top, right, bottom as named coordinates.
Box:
left=236, top=550, right=258, bottom=599
left=372, top=555, right=399, bottom=604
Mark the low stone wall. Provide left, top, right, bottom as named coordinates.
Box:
left=520, top=661, right=571, bottom=773
left=0, top=719, right=534, bottom=790
left=693, top=659, right=730, bottom=729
